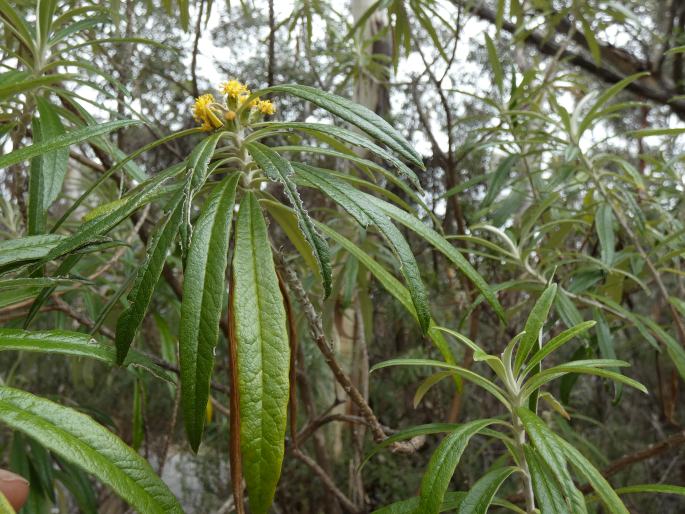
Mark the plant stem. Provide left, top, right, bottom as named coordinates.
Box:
left=511, top=404, right=536, bottom=513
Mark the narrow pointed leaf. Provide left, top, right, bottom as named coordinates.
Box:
left=362, top=423, right=459, bottom=469
left=247, top=143, right=331, bottom=297
left=0, top=387, right=183, bottom=514
left=232, top=193, right=290, bottom=514
left=0, top=328, right=174, bottom=382
left=368, top=194, right=505, bottom=321
left=260, top=122, right=420, bottom=187
left=517, top=408, right=588, bottom=513
left=595, top=313, right=622, bottom=401
left=457, top=466, right=516, bottom=514
left=0, top=234, right=65, bottom=271
left=180, top=174, right=239, bottom=451
left=28, top=98, right=68, bottom=235
left=596, top=203, right=615, bottom=267
left=418, top=420, right=496, bottom=514
left=311, top=214, right=456, bottom=367
left=0, top=119, right=139, bottom=169
left=521, top=363, right=647, bottom=398
left=180, top=134, right=223, bottom=257
left=524, top=445, right=570, bottom=514
left=43, top=165, right=180, bottom=263
left=257, top=84, right=423, bottom=167
left=514, top=283, right=557, bottom=373
left=371, top=358, right=510, bottom=407
left=294, top=164, right=430, bottom=332
left=524, top=321, right=596, bottom=375
left=115, top=191, right=184, bottom=363
left=554, top=434, right=629, bottom=513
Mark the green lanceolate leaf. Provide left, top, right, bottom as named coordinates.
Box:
left=28, top=98, right=68, bottom=235
left=187, top=132, right=222, bottom=192
left=247, top=143, right=331, bottom=297
left=521, top=362, right=646, bottom=398
left=294, top=164, right=431, bottom=332
left=257, top=84, right=424, bottom=168
left=524, top=320, right=596, bottom=375
left=517, top=408, right=588, bottom=513
left=523, top=445, right=570, bottom=514
left=313, top=218, right=456, bottom=367
left=43, top=165, right=179, bottom=263
left=232, top=192, right=290, bottom=514
left=418, top=419, right=496, bottom=514
left=366, top=192, right=505, bottom=321
left=115, top=190, right=184, bottom=363
left=457, top=466, right=517, bottom=514
left=362, top=423, right=459, bottom=469
left=514, top=283, right=558, bottom=373
left=371, top=358, right=510, bottom=407
left=596, top=203, right=615, bottom=267
left=0, top=234, right=65, bottom=271
left=257, top=122, right=420, bottom=187
left=179, top=133, right=223, bottom=258
left=595, top=312, right=622, bottom=402
left=554, top=434, right=629, bottom=514
left=0, top=386, right=183, bottom=514
left=0, top=119, right=139, bottom=169
left=180, top=173, right=239, bottom=451
left=0, top=329, right=174, bottom=383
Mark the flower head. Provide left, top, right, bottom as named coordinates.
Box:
left=239, top=93, right=259, bottom=108
left=257, top=99, right=276, bottom=116
left=193, top=94, right=223, bottom=131
left=220, top=79, right=249, bottom=98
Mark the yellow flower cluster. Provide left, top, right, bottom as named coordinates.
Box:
left=193, top=94, right=223, bottom=132
left=257, top=99, right=276, bottom=115
left=220, top=79, right=249, bottom=98
left=192, top=80, right=277, bottom=130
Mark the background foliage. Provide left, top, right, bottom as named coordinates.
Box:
left=2, top=0, right=685, bottom=512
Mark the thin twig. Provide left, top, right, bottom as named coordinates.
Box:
left=277, top=256, right=419, bottom=454
left=157, top=384, right=181, bottom=476
left=291, top=448, right=362, bottom=514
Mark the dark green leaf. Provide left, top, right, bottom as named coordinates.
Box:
left=115, top=191, right=184, bottom=363
left=0, top=328, right=174, bottom=383
left=0, top=120, right=140, bottom=170
left=232, top=192, right=290, bottom=514
left=457, top=466, right=516, bottom=514
left=596, top=203, right=615, bottom=267
left=28, top=98, right=68, bottom=235
left=524, top=445, right=570, bottom=514
left=180, top=174, right=239, bottom=451
left=555, top=434, right=629, bottom=513
left=294, top=164, right=431, bottom=332
left=256, top=84, right=423, bottom=167
left=0, top=387, right=183, bottom=514
left=247, top=143, right=331, bottom=297
left=517, top=408, right=587, bottom=513
left=514, top=284, right=558, bottom=373
left=418, top=420, right=496, bottom=514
